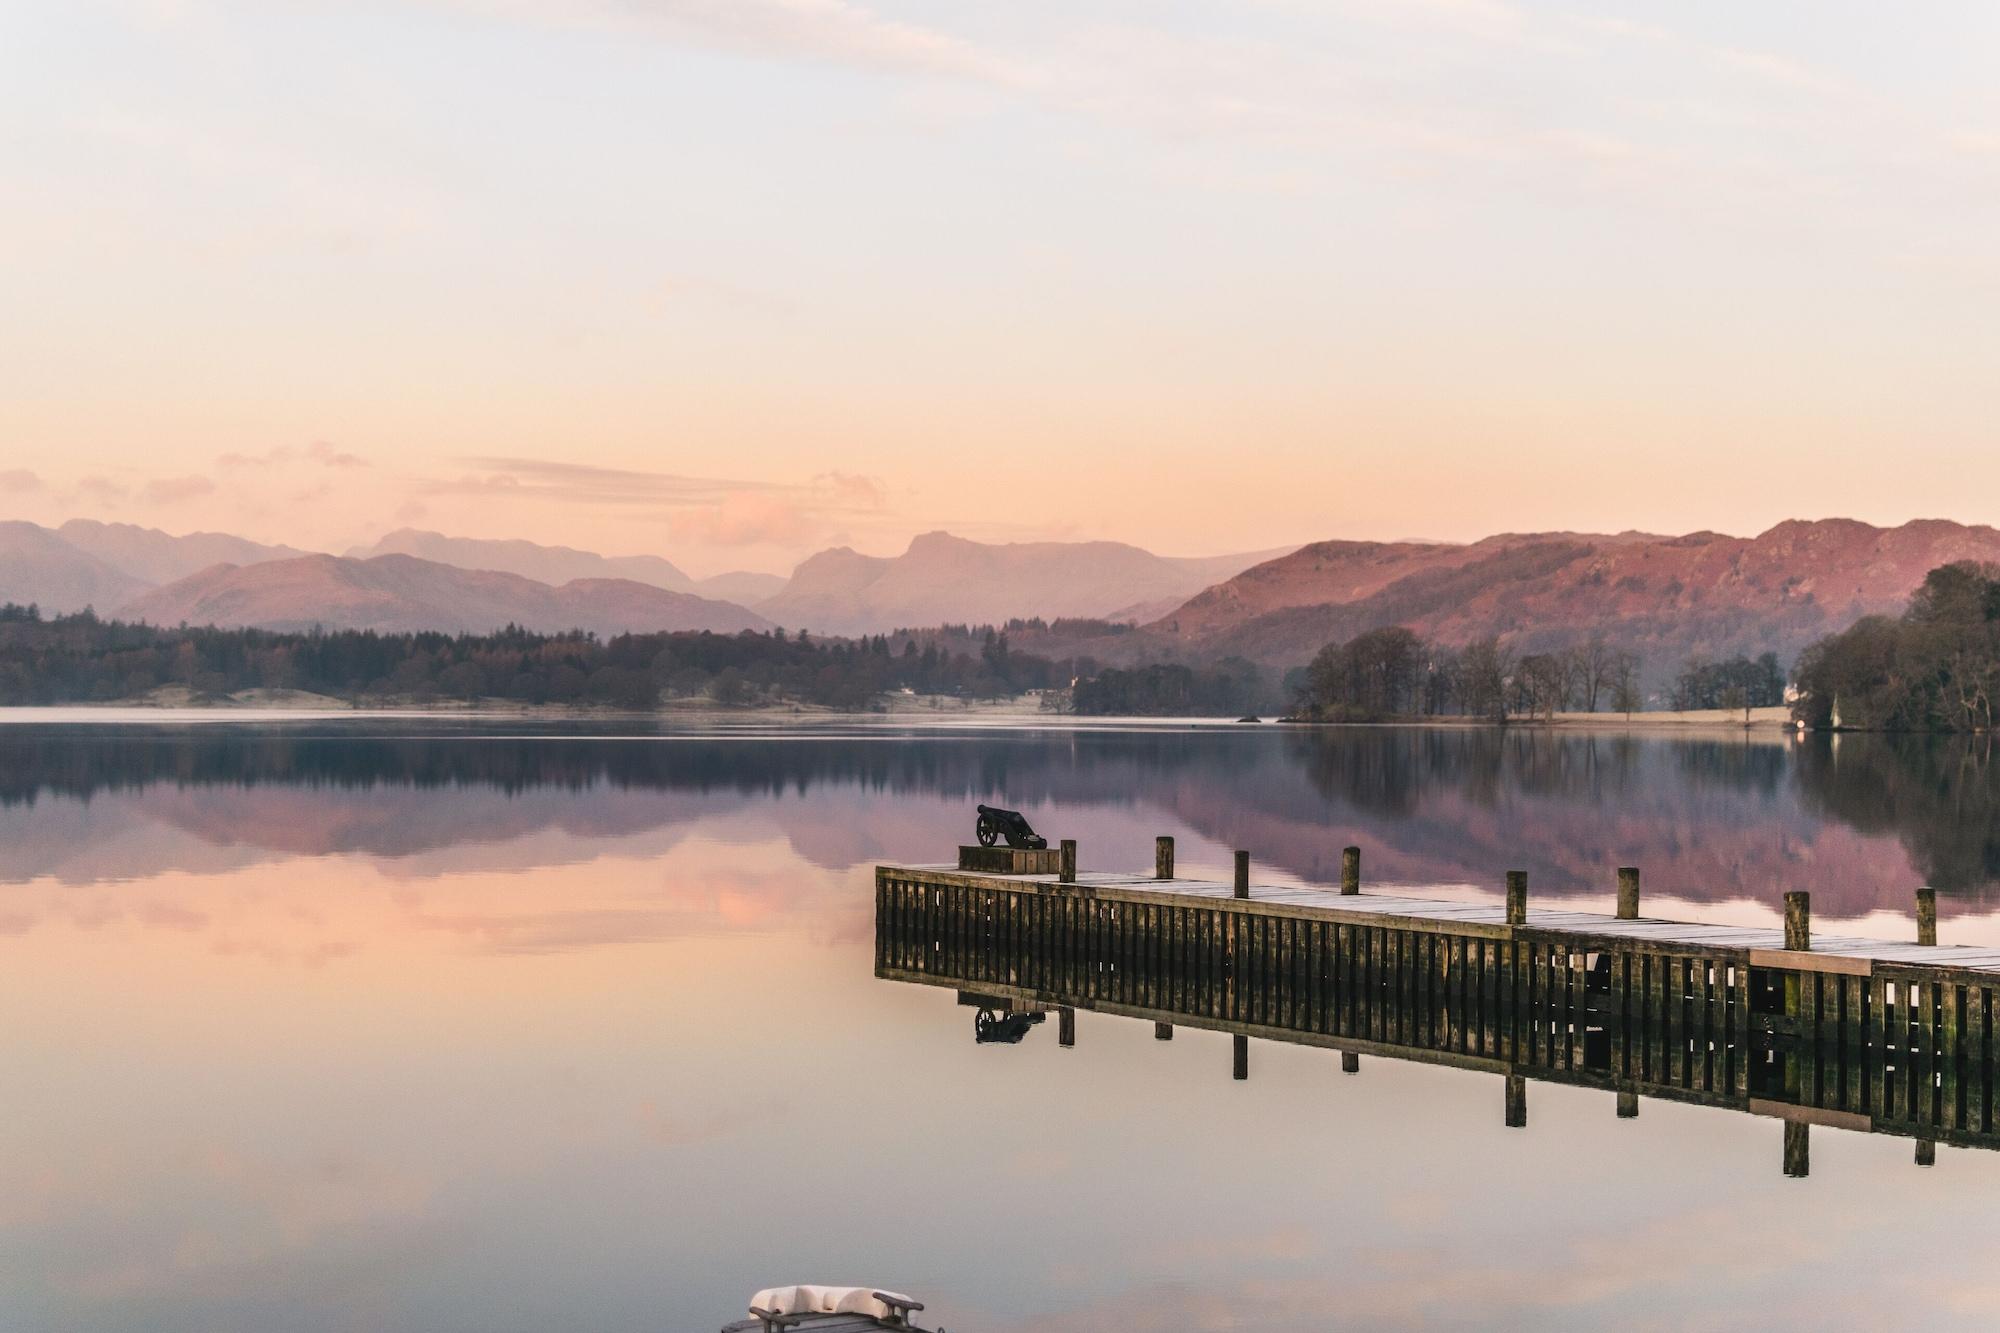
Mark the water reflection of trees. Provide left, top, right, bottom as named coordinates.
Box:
left=5, top=722, right=1996, bottom=903
left=1288, top=728, right=1664, bottom=815
left=0, top=725, right=1276, bottom=807
left=1794, top=734, right=2000, bottom=893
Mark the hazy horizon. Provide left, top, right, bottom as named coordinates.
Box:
left=8, top=1, right=2000, bottom=578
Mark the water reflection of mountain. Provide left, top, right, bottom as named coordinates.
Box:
left=0, top=725, right=1987, bottom=914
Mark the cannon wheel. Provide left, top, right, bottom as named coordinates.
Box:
left=976, top=814, right=999, bottom=846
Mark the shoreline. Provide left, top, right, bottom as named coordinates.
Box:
left=0, top=693, right=1803, bottom=733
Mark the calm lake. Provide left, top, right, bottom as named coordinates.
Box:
left=4, top=717, right=1998, bottom=1331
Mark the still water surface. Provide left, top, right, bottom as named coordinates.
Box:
left=3, top=718, right=1999, bottom=1330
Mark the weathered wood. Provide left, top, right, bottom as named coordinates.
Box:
left=1233, top=1033, right=1249, bottom=1081
left=1341, top=846, right=1361, bottom=896
left=958, top=844, right=1063, bottom=875
left=1506, top=871, right=1528, bottom=927
left=1784, top=1120, right=1810, bottom=1178
left=1918, top=887, right=1938, bottom=947
left=1059, top=839, right=1077, bottom=884
left=1784, top=892, right=1811, bottom=951
left=1617, top=866, right=1640, bottom=921
left=1155, top=1021, right=1173, bottom=1040
left=1505, top=1073, right=1527, bottom=1128
left=1058, top=1006, right=1075, bottom=1048
left=1341, top=1051, right=1360, bottom=1074
left=1233, top=850, right=1250, bottom=899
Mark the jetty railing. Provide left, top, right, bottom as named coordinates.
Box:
left=875, top=840, right=2000, bottom=1175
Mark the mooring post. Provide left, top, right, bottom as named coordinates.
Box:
left=1784, top=891, right=1811, bottom=951
left=1917, top=887, right=1937, bottom=946
left=1233, top=1034, right=1248, bottom=1080
left=1617, top=866, right=1640, bottom=921
left=1504, top=1074, right=1527, bottom=1128
left=1155, top=836, right=1175, bottom=881
left=1154, top=1022, right=1173, bottom=1041
left=1783, top=1121, right=1810, bottom=1178
left=1341, top=846, right=1361, bottom=895
left=1617, top=1091, right=1639, bottom=1119
left=1059, top=839, right=1077, bottom=884
left=1506, top=871, right=1528, bottom=927
left=1058, top=1007, right=1075, bottom=1048
left=1340, top=1051, right=1359, bottom=1075
left=1783, top=892, right=1810, bottom=1085
left=1234, top=850, right=1250, bottom=899
left=1917, top=1139, right=1936, bottom=1167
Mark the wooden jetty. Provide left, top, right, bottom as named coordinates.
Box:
left=877, top=839, right=2000, bottom=1175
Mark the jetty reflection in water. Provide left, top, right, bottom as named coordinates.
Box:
left=876, top=873, right=2000, bottom=1180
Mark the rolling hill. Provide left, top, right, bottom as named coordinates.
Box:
left=0, top=521, right=151, bottom=614
left=117, top=553, right=774, bottom=637
left=57, top=519, right=308, bottom=584
left=1146, top=519, right=2000, bottom=671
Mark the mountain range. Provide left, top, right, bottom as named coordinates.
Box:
left=3, top=515, right=1995, bottom=666
left=757, top=531, right=1292, bottom=636
left=0, top=520, right=1286, bottom=638
left=345, top=529, right=785, bottom=604
left=1138, top=518, right=2000, bottom=671
left=118, top=554, right=774, bottom=637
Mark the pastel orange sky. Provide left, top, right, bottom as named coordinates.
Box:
left=5, top=1, right=1998, bottom=577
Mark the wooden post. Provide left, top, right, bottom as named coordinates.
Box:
left=1233, top=1034, right=1248, bottom=1080
left=1782, top=891, right=1809, bottom=1049
left=1917, top=888, right=1937, bottom=946
left=1341, top=846, right=1361, bottom=896
left=1916, top=1139, right=1936, bottom=1167
left=1616, top=1090, right=1638, bottom=1119
left=1058, top=1007, right=1075, bottom=1048
left=1059, top=839, right=1077, bottom=884
left=1784, top=891, right=1811, bottom=951
left=1233, top=850, right=1250, bottom=899
left=1783, top=1121, right=1810, bottom=1178
left=1617, top=867, right=1640, bottom=921
left=1506, top=871, right=1528, bottom=927
left=1340, top=1051, right=1359, bottom=1074
left=1154, top=1022, right=1173, bottom=1041
left=1155, top=836, right=1175, bottom=881
left=1504, top=1073, right=1526, bottom=1128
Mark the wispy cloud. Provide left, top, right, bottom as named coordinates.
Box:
left=0, top=470, right=42, bottom=494
left=139, top=475, right=216, bottom=504
left=449, top=0, right=1016, bottom=82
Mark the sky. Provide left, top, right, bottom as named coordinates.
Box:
left=3, top=0, right=1998, bottom=578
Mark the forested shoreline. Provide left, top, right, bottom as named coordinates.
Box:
left=1791, top=562, right=2000, bottom=732
left=14, top=566, right=1991, bottom=729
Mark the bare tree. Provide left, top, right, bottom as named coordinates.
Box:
left=1580, top=633, right=1615, bottom=712
left=1459, top=636, right=1513, bottom=723
left=1611, top=651, right=1643, bottom=718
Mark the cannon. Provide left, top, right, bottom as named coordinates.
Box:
left=974, top=804, right=1046, bottom=850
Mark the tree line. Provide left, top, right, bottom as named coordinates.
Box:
left=1290, top=626, right=1789, bottom=722
left=1289, top=628, right=1646, bottom=721
left=1793, top=562, right=2000, bottom=731
left=0, top=605, right=1080, bottom=710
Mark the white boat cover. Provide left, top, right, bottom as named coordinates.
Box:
left=749, top=1286, right=913, bottom=1320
